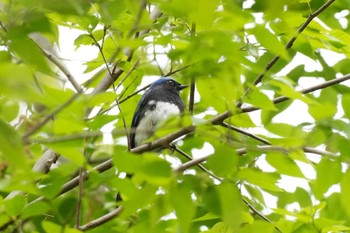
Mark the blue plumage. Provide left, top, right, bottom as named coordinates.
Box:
left=130, top=78, right=188, bottom=148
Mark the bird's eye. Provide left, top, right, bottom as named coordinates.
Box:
left=167, top=80, right=174, bottom=85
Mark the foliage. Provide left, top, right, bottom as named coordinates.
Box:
left=1, top=0, right=350, bottom=232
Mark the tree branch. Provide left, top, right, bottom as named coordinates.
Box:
left=75, top=168, right=84, bottom=228
left=65, top=144, right=334, bottom=231
left=22, top=92, right=81, bottom=140
left=173, top=146, right=222, bottom=181
left=23, top=6, right=163, bottom=178
left=20, top=71, right=346, bottom=231
left=220, top=122, right=271, bottom=145
left=241, top=73, right=350, bottom=114
left=241, top=0, right=336, bottom=103
left=92, top=7, right=162, bottom=94
left=175, top=145, right=336, bottom=173
left=78, top=207, right=123, bottom=231
left=41, top=49, right=84, bottom=94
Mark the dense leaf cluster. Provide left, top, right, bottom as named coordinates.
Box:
left=1, top=0, right=350, bottom=232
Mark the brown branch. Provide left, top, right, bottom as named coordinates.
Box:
left=241, top=0, right=336, bottom=103
left=41, top=49, right=84, bottom=94
left=25, top=73, right=350, bottom=145
left=241, top=73, right=350, bottom=114
left=188, top=77, right=195, bottom=114
left=78, top=207, right=123, bottom=231
left=128, top=0, right=147, bottom=37
left=173, top=146, right=222, bottom=181
left=220, top=122, right=271, bottom=145
left=188, top=23, right=196, bottom=114
left=22, top=93, right=81, bottom=140
left=242, top=197, right=283, bottom=233
left=72, top=144, right=334, bottom=231
left=22, top=72, right=347, bottom=227
left=75, top=168, right=84, bottom=228
left=303, top=146, right=337, bottom=157
left=175, top=145, right=336, bottom=173
left=92, top=7, right=162, bottom=94
left=0, top=20, right=8, bottom=32
left=164, top=64, right=192, bottom=77
left=119, top=83, right=151, bottom=104
left=32, top=149, right=60, bottom=173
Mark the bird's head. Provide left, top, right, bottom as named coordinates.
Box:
left=151, top=78, right=188, bottom=93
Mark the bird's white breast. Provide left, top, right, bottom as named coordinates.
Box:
left=134, top=101, right=180, bottom=147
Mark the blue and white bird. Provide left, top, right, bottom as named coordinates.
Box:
left=130, top=78, right=188, bottom=148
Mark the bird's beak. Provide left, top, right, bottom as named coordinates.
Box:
left=178, top=84, right=188, bottom=91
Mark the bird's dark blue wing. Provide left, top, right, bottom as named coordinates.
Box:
left=129, top=88, right=154, bottom=148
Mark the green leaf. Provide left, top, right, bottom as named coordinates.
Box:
left=268, top=79, right=313, bottom=103
left=340, top=171, right=350, bottom=219
left=121, top=183, right=158, bottom=217
left=74, top=34, right=94, bottom=47
left=217, top=181, right=244, bottom=231
left=314, top=217, right=350, bottom=232
left=113, top=149, right=144, bottom=174
left=308, top=102, right=337, bottom=121
left=169, top=180, right=196, bottom=233
left=311, top=158, right=342, bottom=200
left=139, top=155, right=172, bottom=185
left=0, top=63, right=42, bottom=102
left=22, top=201, right=51, bottom=218
left=341, top=94, right=350, bottom=118
left=240, top=220, right=275, bottom=233
left=42, top=221, right=82, bottom=233
left=39, top=162, right=77, bottom=198
left=266, top=123, right=304, bottom=138
left=230, top=113, right=256, bottom=127
left=10, top=37, right=51, bottom=74
left=4, top=194, right=26, bottom=216
left=237, top=168, right=282, bottom=192
left=265, top=152, right=304, bottom=178
left=0, top=119, right=29, bottom=170
left=253, top=25, right=289, bottom=60
left=206, top=144, right=238, bottom=177
left=244, top=88, right=276, bottom=110
left=206, top=222, right=231, bottom=233
left=0, top=98, right=20, bottom=122
left=47, top=141, right=85, bottom=166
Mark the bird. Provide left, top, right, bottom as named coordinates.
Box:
left=129, top=78, right=188, bottom=149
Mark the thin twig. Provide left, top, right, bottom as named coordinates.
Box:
left=25, top=73, right=350, bottom=146
left=92, top=7, right=162, bottom=94
left=23, top=139, right=335, bottom=231
left=0, top=20, right=8, bottom=32
left=75, top=168, right=84, bottom=228
left=303, top=146, right=337, bottom=157
left=119, top=83, right=151, bottom=104
left=62, top=144, right=333, bottom=231
left=22, top=93, right=80, bottom=139
left=173, top=146, right=222, bottom=181
left=128, top=0, right=147, bottom=37
left=189, top=77, right=195, bottom=114
left=242, top=197, right=283, bottom=233
left=241, top=73, right=350, bottom=114
left=175, top=145, right=334, bottom=172
left=78, top=207, right=123, bottom=231
left=164, top=64, right=192, bottom=77
left=41, top=49, right=84, bottom=94
left=221, top=122, right=271, bottom=145
left=188, top=23, right=196, bottom=114
left=240, top=0, right=336, bottom=105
